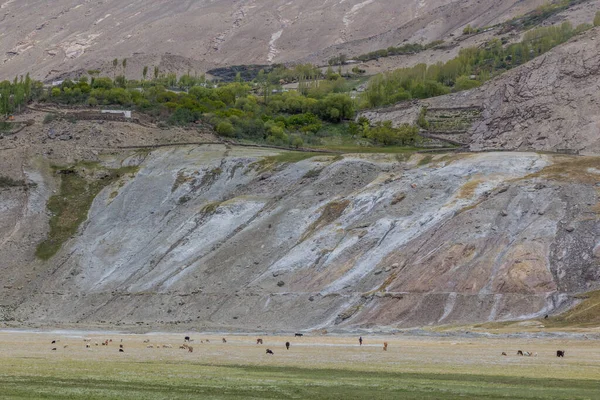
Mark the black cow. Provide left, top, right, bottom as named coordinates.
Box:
left=295, top=333, right=304, bottom=337
left=517, top=350, right=523, bottom=356
left=557, top=350, right=565, bottom=358
left=184, top=336, right=190, bottom=342
left=266, top=349, right=274, bottom=355
left=285, top=342, right=290, bottom=350
left=119, top=348, right=124, bottom=353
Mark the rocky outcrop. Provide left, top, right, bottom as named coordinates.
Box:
left=2, top=145, right=599, bottom=331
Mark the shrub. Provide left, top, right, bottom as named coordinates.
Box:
left=43, top=114, right=59, bottom=124
left=215, top=121, right=235, bottom=136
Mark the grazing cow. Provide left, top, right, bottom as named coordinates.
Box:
left=383, top=342, right=388, bottom=351
left=163, top=344, right=173, bottom=349
left=86, top=344, right=91, bottom=348
left=119, top=349, right=124, bottom=353
left=557, top=350, right=565, bottom=358
left=285, top=342, right=290, bottom=350
left=63, top=345, right=68, bottom=349
left=51, top=340, right=56, bottom=344
left=83, top=338, right=91, bottom=342
left=205, top=339, right=210, bottom=343
left=295, top=333, right=304, bottom=337
left=184, top=336, right=191, bottom=342
left=222, top=338, right=227, bottom=343
left=517, top=350, right=523, bottom=356
left=51, top=348, right=57, bottom=351
left=179, top=345, right=187, bottom=350
left=143, top=339, right=150, bottom=343
left=501, top=352, right=507, bottom=356
left=544, top=314, right=549, bottom=319
left=523, top=351, right=531, bottom=357
left=266, top=349, right=274, bottom=355
left=119, top=344, right=124, bottom=349
left=257, top=339, right=263, bottom=345
left=188, top=346, right=193, bottom=353
left=147, top=345, right=154, bottom=349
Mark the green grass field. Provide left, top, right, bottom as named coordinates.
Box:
left=2, top=332, right=599, bottom=400
left=3, top=359, right=600, bottom=400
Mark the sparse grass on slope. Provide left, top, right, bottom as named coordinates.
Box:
left=543, top=290, right=600, bottom=328
left=251, top=151, right=320, bottom=172
left=35, top=163, right=138, bottom=260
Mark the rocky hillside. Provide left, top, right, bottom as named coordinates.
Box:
left=0, top=0, right=546, bottom=81
left=1, top=137, right=599, bottom=331
left=360, top=27, right=600, bottom=154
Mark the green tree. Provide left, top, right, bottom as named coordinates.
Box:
left=112, top=58, right=118, bottom=79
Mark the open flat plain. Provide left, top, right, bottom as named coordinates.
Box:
left=1, top=331, right=599, bottom=399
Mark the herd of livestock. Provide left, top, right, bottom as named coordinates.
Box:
left=47, top=335, right=567, bottom=358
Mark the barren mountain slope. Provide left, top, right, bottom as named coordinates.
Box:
left=0, top=0, right=545, bottom=81
left=1, top=139, right=598, bottom=331
left=361, top=27, right=600, bottom=154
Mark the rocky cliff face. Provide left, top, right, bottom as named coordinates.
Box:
left=2, top=145, right=599, bottom=332
left=361, top=27, right=600, bottom=155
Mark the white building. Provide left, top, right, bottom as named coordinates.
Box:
left=101, top=110, right=132, bottom=118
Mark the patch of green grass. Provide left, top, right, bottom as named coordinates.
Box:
left=303, top=168, right=323, bottom=179
left=0, top=176, right=25, bottom=188
left=201, top=201, right=221, bottom=214
left=418, top=155, right=434, bottom=166
left=252, top=151, right=319, bottom=172
left=0, top=121, right=13, bottom=131
left=35, top=163, right=139, bottom=260
left=0, top=360, right=599, bottom=400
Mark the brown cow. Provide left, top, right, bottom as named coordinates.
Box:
left=222, top=338, right=227, bottom=343
left=257, top=338, right=263, bottom=345
left=266, top=349, right=274, bottom=355
left=383, top=342, right=388, bottom=351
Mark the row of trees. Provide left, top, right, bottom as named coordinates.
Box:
left=362, top=21, right=592, bottom=108
left=0, top=74, right=42, bottom=116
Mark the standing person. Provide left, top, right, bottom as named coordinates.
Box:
left=359, top=337, right=363, bottom=346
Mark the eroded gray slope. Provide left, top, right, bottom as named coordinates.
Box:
left=11, top=146, right=600, bottom=331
